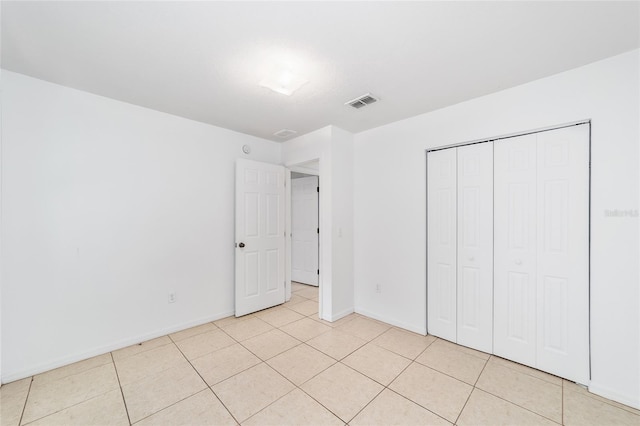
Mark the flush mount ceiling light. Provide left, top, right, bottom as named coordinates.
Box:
left=273, top=129, right=297, bottom=138
left=259, top=69, right=308, bottom=96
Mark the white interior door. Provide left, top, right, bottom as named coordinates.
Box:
left=427, top=148, right=457, bottom=342
left=494, top=134, right=538, bottom=367
left=291, top=176, right=319, bottom=286
left=535, top=125, right=589, bottom=384
left=235, top=159, right=285, bottom=317
left=457, top=142, right=494, bottom=353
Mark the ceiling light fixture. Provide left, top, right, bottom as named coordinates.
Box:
left=273, top=129, right=298, bottom=138
left=259, top=69, right=308, bottom=96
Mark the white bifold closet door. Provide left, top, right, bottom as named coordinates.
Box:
left=457, top=143, right=494, bottom=353
left=493, top=134, right=538, bottom=366
left=494, top=125, right=590, bottom=384
left=428, top=143, right=493, bottom=352
left=427, top=149, right=457, bottom=342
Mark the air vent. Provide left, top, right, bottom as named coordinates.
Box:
left=273, top=129, right=297, bottom=138
left=345, top=93, right=379, bottom=109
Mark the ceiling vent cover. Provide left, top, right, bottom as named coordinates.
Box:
left=345, top=93, right=379, bottom=109
left=273, top=129, right=297, bottom=138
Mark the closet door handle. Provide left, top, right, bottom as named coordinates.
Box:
left=238, top=242, right=245, bottom=248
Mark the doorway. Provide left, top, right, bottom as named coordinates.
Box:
left=287, top=159, right=321, bottom=317
left=291, top=172, right=319, bottom=286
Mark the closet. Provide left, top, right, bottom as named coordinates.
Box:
left=427, top=123, right=590, bottom=384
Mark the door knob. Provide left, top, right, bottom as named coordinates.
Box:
left=238, top=242, right=245, bottom=248
left=468, top=256, right=475, bottom=261
left=515, top=259, right=522, bottom=265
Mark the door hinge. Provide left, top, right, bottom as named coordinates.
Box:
left=317, top=227, right=319, bottom=234
left=317, top=186, right=319, bottom=193
left=317, top=269, right=320, bottom=275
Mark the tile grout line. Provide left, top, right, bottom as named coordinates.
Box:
left=453, top=356, right=491, bottom=425
left=18, top=364, right=120, bottom=426
left=115, top=338, right=208, bottom=424
left=473, top=355, right=565, bottom=424
left=237, top=318, right=380, bottom=425
left=345, top=356, right=412, bottom=423
left=489, top=355, right=563, bottom=385
left=475, top=358, right=565, bottom=423
left=487, top=357, right=565, bottom=389
left=237, top=333, right=348, bottom=423
left=472, top=356, right=490, bottom=388
left=345, top=352, right=452, bottom=425
left=561, top=383, right=640, bottom=417
left=17, top=376, right=33, bottom=426
left=414, top=356, right=487, bottom=389
left=388, top=338, right=483, bottom=425
left=225, top=340, right=327, bottom=423
left=211, top=335, right=340, bottom=424
left=20, top=389, right=121, bottom=426
left=295, top=382, right=345, bottom=423
left=345, top=385, right=386, bottom=424
left=241, top=333, right=305, bottom=361
left=169, top=321, right=222, bottom=344
left=292, top=360, right=360, bottom=424
left=386, top=386, right=452, bottom=425
left=240, top=386, right=303, bottom=425
left=168, top=335, right=242, bottom=426
left=110, top=352, right=133, bottom=426
left=562, top=378, right=565, bottom=425
left=473, top=385, right=562, bottom=424
left=217, top=315, right=279, bottom=343
left=319, top=331, right=439, bottom=422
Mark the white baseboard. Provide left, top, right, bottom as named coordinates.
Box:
left=589, top=382, right=640, bottom=410
left=1, top=311, right=234, bottom=384
left=355, top=307, right=427, bottom=335
left=330, top=307, right=354, bottom=322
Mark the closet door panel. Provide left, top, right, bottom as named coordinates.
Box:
left=494, top=134, right=537, bottom=367
left=427, top=148, right=457, bottom=342
left=457, top=142, right=493, bottom=353
left=536, top=125, right=590, bottom=384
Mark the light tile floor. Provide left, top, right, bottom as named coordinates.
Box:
left=2, top=281, right=639, bottom=425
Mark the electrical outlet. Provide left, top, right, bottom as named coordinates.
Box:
left=168, top=293, right=176, bottom=304
left=376, top=284, right=382, bottom=293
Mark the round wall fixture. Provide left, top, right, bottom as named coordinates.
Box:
left=242, top=145, right=251, bottom=154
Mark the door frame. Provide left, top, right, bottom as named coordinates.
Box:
left=286, top=159, right=323, bottom=319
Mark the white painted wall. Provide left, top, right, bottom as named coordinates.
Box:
left=330, top=127, right=354, bottom=318
left=354, top=50, right=640, bottom=408
left=0, top=67, right=4, bottom=384
left=282, top=125, right=354, bottom=321
left=1, top=71, right=281, bottom=382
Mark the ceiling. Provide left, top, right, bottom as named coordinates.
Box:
left=3, top=1, right=639, bottom=142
